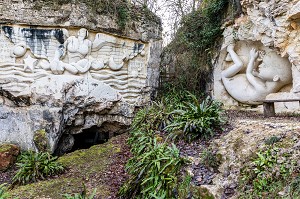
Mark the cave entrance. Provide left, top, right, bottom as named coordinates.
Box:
left=70, top=126, right=110, bottom=152
left=55, top=122, right=128, bottom=156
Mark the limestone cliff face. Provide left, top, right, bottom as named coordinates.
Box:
left=0, top=1, right=162, bottom=153
left=214, top=0, right=300, bottom=111
left=0, top=0, right=162, bottom=42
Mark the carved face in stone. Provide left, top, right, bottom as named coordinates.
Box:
left=257, top=51, right=292, bottom=83
left=78, top=28, right=88, bottom=38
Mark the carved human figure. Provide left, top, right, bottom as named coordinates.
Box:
left=221, top=44, right=292, bottom=104
left=60, top=28, right=93, bottom=74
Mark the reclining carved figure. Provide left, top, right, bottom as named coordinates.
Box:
left=221, top=44, right=292, bottom=105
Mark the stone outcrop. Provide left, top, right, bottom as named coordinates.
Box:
left=0, top=1, right=162, bottom=153
left=207, top=117, right=300, bottom=198
left=214, top=0, right=300, bottom=112
left=0, top=143, right=20, bottom=171
left=0, top=0, right=162, bottom=42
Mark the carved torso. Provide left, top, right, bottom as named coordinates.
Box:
left=66, top=36, right=91, bottom=62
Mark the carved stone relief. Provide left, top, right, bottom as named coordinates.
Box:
left=217, top=41, right=292, bottom=105
left=0, top=25, right=148, bottom=104
left=214, top=0, right=300, bottom=111
left=0, top=25, right=157, bottom=152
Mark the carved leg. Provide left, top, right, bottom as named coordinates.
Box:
left=263, top=102, right=275, bottom=117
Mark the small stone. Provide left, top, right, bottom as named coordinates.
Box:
left=278, top=191, right=286, bottom=196
left=224, top=188, right=235, bottom=195
left=186, top=168, right=194, bottom=177
left=194, top=159, right=200, bottom=166
left=196, top=177, right=202, bottom=182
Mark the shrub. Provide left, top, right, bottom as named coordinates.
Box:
left=132, top=102, right=170, bottom=132
left=166, top=94, right=225, bottom=142
left=159, top=0, right=233, bottom=94
left=120, top=115, right=187, bottom=199
left=12, top=151, right=64, bottom=185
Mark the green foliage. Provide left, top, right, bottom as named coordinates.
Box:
left=265, top=136, right=281, bottom=145
left=13, top=151, right=64, bottom=185
left=239, top=144, right=299, bottom=198
left=177, top=175, right=192, bottom=198
left=166, top=95, right=225, bottom=142
left=180, top=0, right=228, bottom=52
left=63, top=184, right=96, bottom=199
left=0, top=184, right=10, bottom=199
left=119, top=105, right=186, bottom=198
left=201, top=149, right=222, bottom=169
left=120, top=89, right=225, bottom=197
left=290, top=176, right=300, bottom=197
left=117, top=4, right=130, bottom=30
left=158, top=87, right=201, bottom=111
left=29, top=0, right=131, bottom=30
left=160, top=0, right=232, bottom=94
left=131, top=102, right=170, bottom=132
left=119, top=129, right=186, bottom=198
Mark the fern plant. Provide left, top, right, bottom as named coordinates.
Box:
left=12, top=151, right=64, bottom=185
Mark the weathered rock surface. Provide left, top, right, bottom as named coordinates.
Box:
left=0, top=143, right=20, bottom=171
left=0, top=0, right=162, bottom=42
left=207, top=116, right=300, bottom=198
left=0, top=2, right=162, bottom=153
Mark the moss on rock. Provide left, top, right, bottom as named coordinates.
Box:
left=8, top=135, right=124, bottom=198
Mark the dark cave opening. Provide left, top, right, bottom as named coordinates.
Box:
left=70, top=126, right=110, bottom=152
left=54, top=122, right=128, bottom=156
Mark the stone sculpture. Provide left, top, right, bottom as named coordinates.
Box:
left=1, top=26, right=145, bottom=76
left=0, top=24, right=159, bottom=152
left=213, top=0, right=300, bottom=112
left=221, top=44, right=292, bottom=105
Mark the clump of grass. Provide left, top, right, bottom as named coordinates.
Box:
left=13, top=151, right=64, bottom=185
left=166, top=94, right=225, bottom=142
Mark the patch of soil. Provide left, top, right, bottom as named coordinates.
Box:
left=100, top=134, right=131, bottom=198
left=0, top=165, right=17, bottom=185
